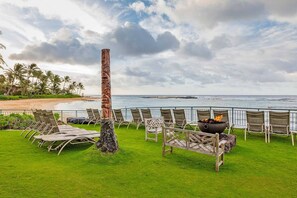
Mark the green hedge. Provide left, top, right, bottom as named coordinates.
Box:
left=0, top=113, right=34, bottom=130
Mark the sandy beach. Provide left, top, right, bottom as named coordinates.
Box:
left=0, top=97, right=98, bottom=110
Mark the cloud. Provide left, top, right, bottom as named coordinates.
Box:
left=145, top=0, right=266, bottom=28
left=260, top=0, right=297, bottom=17
left=114, top=23, right=179, bottom=55
left=129, top=1, right=146, bottom=13
left=210, top=34, right=232, bottom=50
left=9, top=37, right=100, bottom=65
left=182, top=42, right=213, bottom=60
left=9, top=24, right=180, bottom=64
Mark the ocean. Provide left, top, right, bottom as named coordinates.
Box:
left=55, top=95, right=297, bottom=110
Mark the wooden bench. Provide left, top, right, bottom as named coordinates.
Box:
left=162, top=127, right=227, bottom=172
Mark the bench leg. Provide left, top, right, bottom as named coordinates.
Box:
left=162, top=145, right=173, bottom=156
left=216, top=155, right=220, bottom=172
left=162, top=144, right=166, bottom=157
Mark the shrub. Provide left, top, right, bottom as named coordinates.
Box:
left=0, top=113, right=34, bottom=130
left=54, top=113, right=60, bottom=121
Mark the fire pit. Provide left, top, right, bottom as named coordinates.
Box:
left=198, top=115, right=227, bottom=134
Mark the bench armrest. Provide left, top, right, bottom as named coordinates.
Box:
left=219, top=140, right=227, bottom=147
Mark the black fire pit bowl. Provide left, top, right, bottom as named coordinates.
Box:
left=198, top=121, right=227, bottom=134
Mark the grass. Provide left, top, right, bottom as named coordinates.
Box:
left=0, top=94, right=81, bottom=100
left=0, top=125, right=297, bottom=198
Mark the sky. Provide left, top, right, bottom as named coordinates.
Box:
left=0, top=0, right=297, bottom=95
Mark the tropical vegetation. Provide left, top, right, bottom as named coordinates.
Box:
left=0, top=63, right=84, bottom=98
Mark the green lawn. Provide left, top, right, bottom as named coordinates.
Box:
left=0, top=125, right=296, bottom=198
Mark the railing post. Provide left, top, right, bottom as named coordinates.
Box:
left=61, top=110, right=63, bottom=122
left=75, top=110, right=78, bottom=118
left=125, top=106, right=128, bottom=120
left=210, top=107, right=212, bottom=118
left=232, top=108, right=234, bottom=125
left=190, top=107, right=193, bottom=122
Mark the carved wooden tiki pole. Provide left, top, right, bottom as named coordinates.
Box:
left=96, top=49, right=119, bottom=153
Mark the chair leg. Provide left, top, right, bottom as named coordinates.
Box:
left=264, top=131, right=267, bottom=143
left=292, top=133, right=295, bottom=146
left=87, top=120, right=92, bottom=125
left=244, top=128, right=247, bottom=141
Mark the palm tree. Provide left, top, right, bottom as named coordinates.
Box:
left=71, top=81, right=77, bottom=94
left=62, top=76, right=71, bottom=92
left=51, top=74, right=61, bottom=94
left=13, top=63, right=26, bottom=82
left=77, top=82, right=84, bottom=95
left=11, top=63, right=27, bottom=95
left=31, top=69, right=43, bottom=95
left=27, top=63, right=39, bottom=81
left=45, top=70, right=53, bottom=81
left=25, top=63, right=40, bottom=95
left=67, top=84, right=75, bottom=94
left=38, top=74, right=49, bottom=94
left=4, top=68, right=15, bottom=95
left=0, top=31, right=6, bottom=68
left=0, top=74, right=6, bottom=94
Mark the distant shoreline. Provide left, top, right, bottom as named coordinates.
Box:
left=141, top=96, right=198, bottom=99
left=0, top=97, right=99, bottom=110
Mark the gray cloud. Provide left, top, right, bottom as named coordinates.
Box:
left=114, top=23, right=179, bottom=55
left=10, top=38, right=100, bottom=65
left=182, top=42, right=213, bottom=60
left=10, top=24, right=180, bottom=64
left=261, top=0, right=297, bottom=17
left=125, top=67, right=151, bottom=77
left=210, top=35, right=233, bottom=50
left=122, top=60, right=226, bottom=87
left=1, top=4, right=67, bottom=34
left=271, top=59, right=297, bottom=73
left=167, top=0, right=266, bottom=27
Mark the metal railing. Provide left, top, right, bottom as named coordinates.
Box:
left=1, top=106, right=297, bottom=130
